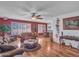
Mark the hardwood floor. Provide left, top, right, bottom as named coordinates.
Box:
left=23, top=37, right=79, bottom=57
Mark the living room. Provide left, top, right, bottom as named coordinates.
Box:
left=0, top=1, right=79, bottom=58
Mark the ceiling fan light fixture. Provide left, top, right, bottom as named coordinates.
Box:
left=32, top=17, right=36, bottom=20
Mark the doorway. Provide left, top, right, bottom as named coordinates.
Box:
left=31, top=23, right=38, bottom=33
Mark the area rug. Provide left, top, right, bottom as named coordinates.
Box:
left=24, top=44, right=41, bottom=52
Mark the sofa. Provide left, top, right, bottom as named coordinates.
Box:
left=0, top=34, right=24, bottom=57
left=0, top=32, right=38, bottom=57
left=60, top=35, right=79, bottom=49
left=0, top=48, right=24, bottom=57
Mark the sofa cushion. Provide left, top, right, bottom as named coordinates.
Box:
left=0, top=45, right=16, bottom=53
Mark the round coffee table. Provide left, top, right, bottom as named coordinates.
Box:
left=23, top=39, right=41, bottom=51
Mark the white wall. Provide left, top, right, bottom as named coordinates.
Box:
left=51, top=11, right=79, bottom=43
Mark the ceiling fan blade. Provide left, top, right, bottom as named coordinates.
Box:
left=18, top=3, right=32, bottom=12
left=38, top=17, right=43, bottom=19
left=15, top=7, right=30, bottom=15
left=36, top=15, right=41, bottom=17
left=32, top=13, right=36, bottom=17
left=36, top=15, right=43, bottom=19
left=36, top=3, right=53, bottom=12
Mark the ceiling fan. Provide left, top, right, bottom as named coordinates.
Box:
left=31, top=13, right=43, bottom=19
left=16, top=5, right=51, bottom=19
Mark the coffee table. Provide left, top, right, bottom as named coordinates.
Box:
left=23, top=39, right=41, bottom=51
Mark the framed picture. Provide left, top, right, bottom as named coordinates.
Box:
left=0, top=24, right=11, bottom=32
left=63, top=16, right=79, bottom=30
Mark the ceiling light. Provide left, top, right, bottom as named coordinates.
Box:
left=32, top=17, right=36, bottom=20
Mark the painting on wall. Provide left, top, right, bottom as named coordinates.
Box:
left=63, top=16, right=79, bottom=30
left=0, top=24, right=11, bottom=32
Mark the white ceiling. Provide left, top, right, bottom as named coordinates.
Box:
left=0, top=1, right=79, bottom=20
